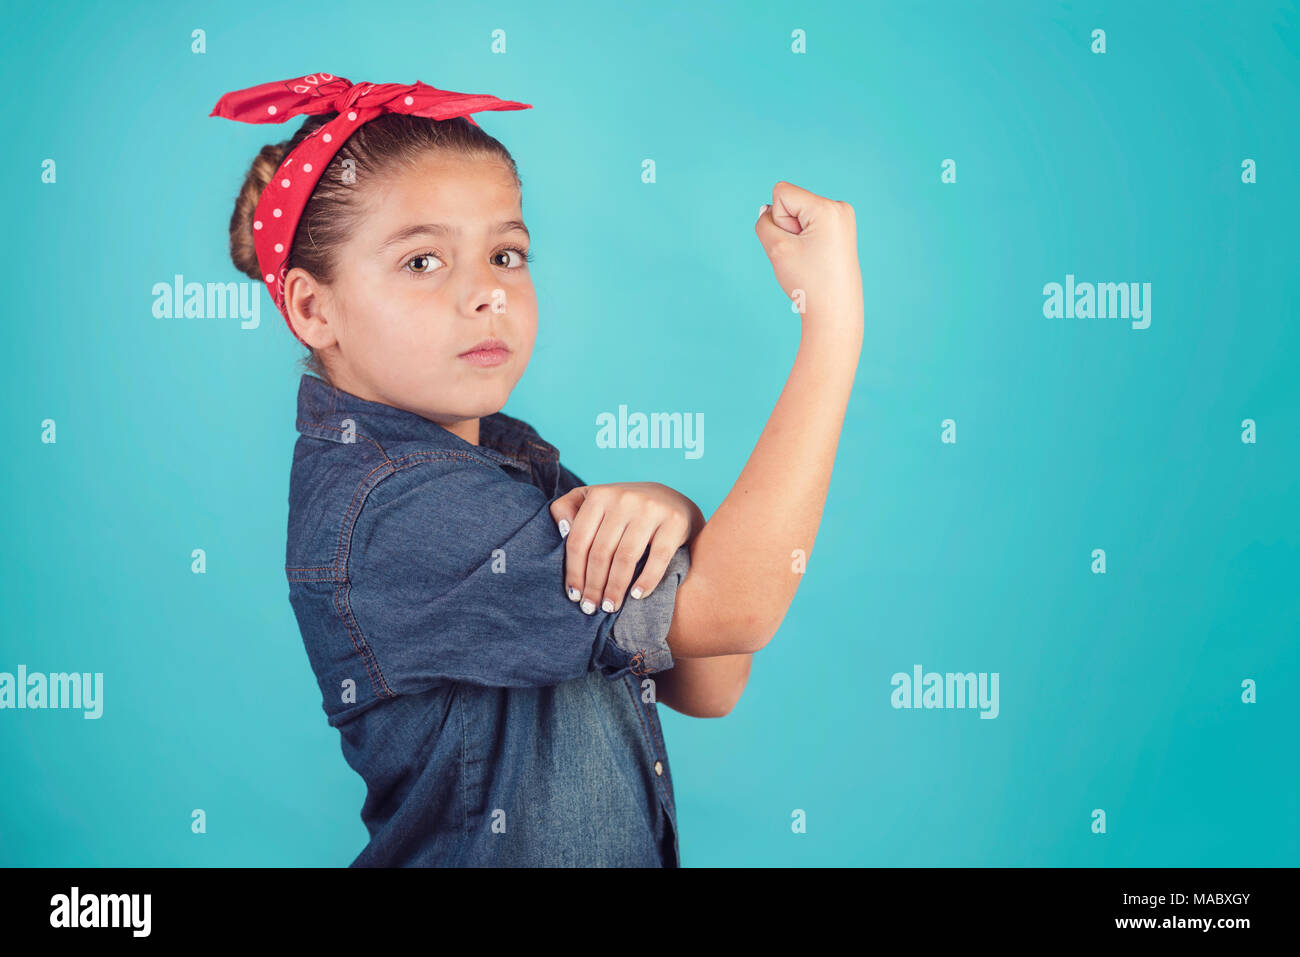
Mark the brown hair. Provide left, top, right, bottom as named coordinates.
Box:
left=227, top=112, right=521, bottom=385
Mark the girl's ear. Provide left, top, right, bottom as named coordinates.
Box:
left=284, top=268, right=339, bottom=350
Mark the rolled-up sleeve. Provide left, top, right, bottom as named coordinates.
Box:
left=606, top=545, right=688, bottom=674
left=345, top=454, right=682, bottom=693
left=554, top=461, right=685, bottom=675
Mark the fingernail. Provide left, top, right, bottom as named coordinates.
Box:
left=759, top=203, right=770, bottom=216
left=630, top=586, right=643, bottom=600
left=558, top=519, right=570, bottom=538
left=567, top=586, right=580, bottom=601
left=601, top=599, right=615, bottom=613
left=581, top=598, right=596, bottom=615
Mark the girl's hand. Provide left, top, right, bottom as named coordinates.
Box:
left=549, top=482, right=705, bottom=615
left=755, top=181, right=864, bottom=333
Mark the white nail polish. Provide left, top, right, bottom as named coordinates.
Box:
left=581, top=599, right=595, bottom=615
left=601, top=599, right=615, bottom=613
left=630, top=586, right=643, bottom=600
left=558, top=519, right=570, bottom=538
left=567, top=586, right=580, bottom=601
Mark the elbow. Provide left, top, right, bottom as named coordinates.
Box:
left=716, top=579, right=789, bottom=654
left=729, top=609, right=781, bottom=655
left=662, top=682, right=740, bottom=719
left=703, top=620, right=775, bottom=657
left=684, top=700, right=732, bottom=719
left=694, top=685, right=746, bottom=719
left=718, top=684, right=747, bottom=716
left=671, top=573, right=784, bottom=656
left=742, top=624, right=778, bottom=654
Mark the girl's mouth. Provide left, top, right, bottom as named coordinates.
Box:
left=459, top=348, right=511, bottom=367
left=458, top=338, right=511, bottom=367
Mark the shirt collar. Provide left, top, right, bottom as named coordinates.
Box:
left=294, top=373, right=557, bottom=474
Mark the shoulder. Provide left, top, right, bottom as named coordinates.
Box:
left=290, top=429, right=513, bottom=506
left=287, top=435, right=469, bottom=529
left=362, top=441, right=544, bottom=519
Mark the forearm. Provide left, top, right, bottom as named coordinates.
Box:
left=667, top=322, right=862, bottom=657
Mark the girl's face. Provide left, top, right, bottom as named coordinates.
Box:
left=286, top=151, right=537, bottom=445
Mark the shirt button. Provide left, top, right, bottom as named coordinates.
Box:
left=654, top=761, right=663, bottom=776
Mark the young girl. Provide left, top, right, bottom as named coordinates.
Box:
left=213, top=73, right=863, bottom=867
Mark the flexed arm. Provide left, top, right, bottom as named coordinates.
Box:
left=665, top=182, right=865, bottom=658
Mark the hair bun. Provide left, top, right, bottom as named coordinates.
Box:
left=228, top=140, right=290, bottom=279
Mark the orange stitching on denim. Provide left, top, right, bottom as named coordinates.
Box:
left=332, top=450, right=482, bottom=570
left=286, top=564, right=341, bottom=582
left=621, top=674, right=674, bottom=814
left=295, top=447, right=528, bottom=702
left=622, top=674, right=655, bottom=751
left=329, top=449, right=500, bottom=700
left=295, top=419, right=388, bottom=461
left=333, top=579, right=390, bottom=698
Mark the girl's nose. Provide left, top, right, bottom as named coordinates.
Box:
left=462, top=262, right=511, bottom=315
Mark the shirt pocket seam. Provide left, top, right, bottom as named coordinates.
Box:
left=621, top=675, right=674, bottom=817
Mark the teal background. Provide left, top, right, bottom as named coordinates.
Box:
left=2, top=0, right=1296, bottom=866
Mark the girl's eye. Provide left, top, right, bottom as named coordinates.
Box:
left=491, top=246, right=532, bottom=269
left=404, top=252, right=443, bottom=275
left=402, top=247, right=531, bottom=276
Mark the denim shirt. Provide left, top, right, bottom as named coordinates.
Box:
left=284, top=373, right=688, bottom=866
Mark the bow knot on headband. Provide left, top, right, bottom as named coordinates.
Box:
left=210, top=72, right=532, bottom=343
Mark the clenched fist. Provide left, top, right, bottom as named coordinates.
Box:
left=755, top=181, right=864, bottom=333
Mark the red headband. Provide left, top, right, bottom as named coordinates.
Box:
left=210, top=72, right=532, bottom=344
